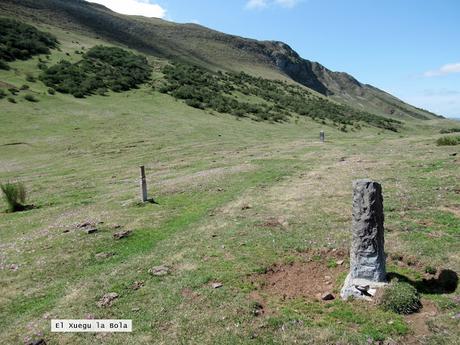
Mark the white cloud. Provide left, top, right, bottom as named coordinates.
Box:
left=246, top=0, right=268, bottom=9
left=87, top=0, right=166, bottom=18
left=274, top=0, right=300, bottom=8
left=424, top=62, right=460, bottom=77
left=245, top=0, right=300, bottom=10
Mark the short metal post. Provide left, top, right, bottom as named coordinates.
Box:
left=320, top=130, right=325, bottom=143
left=140, top=166, right=148, bottom=202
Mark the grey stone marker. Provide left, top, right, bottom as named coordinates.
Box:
left=341, top=179, right=387, bottom=300
left=140, top=165, right=148, bottom=202
left=320, top=130, right=325, bottom=143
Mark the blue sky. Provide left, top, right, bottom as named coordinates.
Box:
left=89, top=0, right=460, bottom=118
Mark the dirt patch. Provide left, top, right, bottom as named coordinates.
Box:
left=251, top=249, right=348, bottom=301
left=439, top=205, right=460, bottom=217
left=403, top=299, right=438, bottom=345
left=156, top=164, right=255, bottom=193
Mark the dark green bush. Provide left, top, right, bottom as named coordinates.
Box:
left=436, top=135, right=460, bottom=146
left=20, top=84, right=29, bottom=90
left=1, top=182, right=27, bottom=212
left=7, top=97, right=16, bottom=103
left=40, top=45, right=151, bottom=97
left=0, top=89, right=6, bottom=99
left=24, top=94, right=38, bottom=102
left=378, top=282, right=421, bottom=314
left=0, top=18, right=58, bottom=69
left=8, top=87, right=19, bottom=95
left=25, top=73, right=36, bottom=82
left=440, top=128, right=460, bottom=134
left=47, top=87, right=55, bottom=95
left=159, top=62, right=401, bottom=129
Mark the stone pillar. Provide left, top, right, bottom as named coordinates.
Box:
left=320, top=130, right=325, bottom=143
left=341, top=179, right=387, bottom=300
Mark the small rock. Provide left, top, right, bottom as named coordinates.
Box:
left=27, top=340, right=46, bottom=345
left=149, top=265, right=170, bottom=276
left=9, top=264, right=19, bottom=271
left=85, top=227, right=98, bottom=234
left=324, top=275, right=332, bottom=280
left=77, top=221, right=92, bottom=228
left=62, top=229, right=70, bottom=233
left=217, top=188, right=224, bottom=192
left=132, top=307, right=140, bottom=312
left=113, top=230, right=131, bottom=239
left=97, top=292, right=118, bottom=308
left=241, top=204, right=252, bottom=210
left=212, top=282, right=223, bottom=289
left=95, top=252, right=115, bottom=259
left=131, top=281, right=144, bottom=290
left=336, top=260, right=344, bottom=265
left=321, top=292, right=335, bottom=301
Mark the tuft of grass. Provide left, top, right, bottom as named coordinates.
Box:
left=378, top=282, right=422, bottom=314
left=436, top=135, right=460, bottom=146
left=0, top=182, right=27, bottom=213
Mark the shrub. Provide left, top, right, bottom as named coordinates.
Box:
left=0, top=89, right=6, bottom=99
left=24, top=94, right=38, bottom=102
left=8, top=87, right=19, bottom=95
left=436, top=135, right=460, bottom=146
left=1, top=182, right=27, bottom=212
left=7, top=97, right=16, bottom=103
left=425, top=266, right=437, bottom=275
left=47, top=87, right=55, bottom=95
left=0, top=59, right=9, bottom=70
left=25, top=73, right=36, bottom=82
left=440, top=128, right=460, bottom=134
left=20, top=84, right=29, bottom=90
left=40, top=45, right=151, bottom=97
left=378, top=282, right=421, bottom=314
left=0, top=18, right=58, bottom=67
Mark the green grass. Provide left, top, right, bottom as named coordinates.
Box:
left=0, top=18, right=459, bottom=345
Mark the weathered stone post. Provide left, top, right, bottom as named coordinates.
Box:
left=320, top=130, right=325, bottom=143
left=139, top=166, right=148, bottom=202
left=341, top=179, right=387, bottom=300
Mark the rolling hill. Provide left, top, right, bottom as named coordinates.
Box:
left=0, top=0, right=442, bottom=122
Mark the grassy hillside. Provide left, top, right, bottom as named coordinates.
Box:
left=0, top=7, right=459, bottom=345
left=0, top=0, right=444, bottom=122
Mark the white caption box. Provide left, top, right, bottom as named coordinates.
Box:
left=51, top=319, right=132, bottom=333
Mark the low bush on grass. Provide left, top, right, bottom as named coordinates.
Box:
left=1, top=182, right=27, bottom=212
left=0, top=89, right=6, bottom=99
left=159, top=62, right=401, bottom=129
left=40, top=45, right=152, bottom=98
left=436, top=135, right=460, bottom=146
left=378, top=282, right=421, bottom=314
left=7, top=97, right=16, bottom=103
left=0, top=18, right=58, bottom=69
left=24, top=94, right=38, bottom=102
left=440, top=128, right=460, bottom=134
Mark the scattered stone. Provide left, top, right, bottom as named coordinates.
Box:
left=131, top=281, right=144, bottom=290
left=97, top=292, right=119, bottom=308
left=77, top=221, right=92, bottom=228
left=113, top=230, right=131, bottom=240
left=212, top=282, right=223, bottom=289
left=321, top=292, right=335, bottom=301
left=132, top=307, right=140, bottom=312
left=95, top=252, right=115, bottom=260
left=62, top=229, right=70, bottom=233
left=85, top=227, right=98, bottom=234
left=241, top=204, right=252, bottom=210
left=149, top=265, right=170, bottom=276
left=217, top=188, right=224, bottom=192
left=9, top=264, right=19, bottom=271
left=27, top=340, right=46, bottom=345
left=336, top=260, right=344, bottom=265
left=341, top=179, right=387, bottom=300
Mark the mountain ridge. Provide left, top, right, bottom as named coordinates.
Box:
left=0, top=0, right=443, bottom=120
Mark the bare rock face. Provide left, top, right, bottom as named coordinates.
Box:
left=341, top=179, right=387, bottom=300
